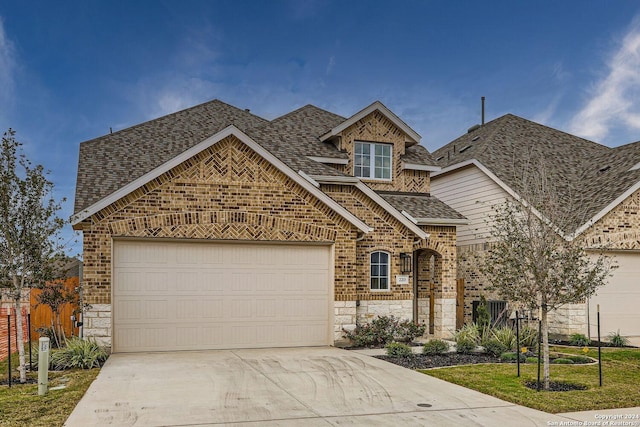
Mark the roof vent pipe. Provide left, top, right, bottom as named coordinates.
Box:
left=481, top=96, right=485, bottom=125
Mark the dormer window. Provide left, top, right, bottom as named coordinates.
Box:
left=354, top=141, right=392, bottom=180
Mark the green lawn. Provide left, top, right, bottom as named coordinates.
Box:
left=421, top=346, right=640, bottom=413
left=1, top=351, right=99, bottom=427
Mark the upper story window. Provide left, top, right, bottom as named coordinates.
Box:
left=370, top=251, right=390, bottom=291
left=354, top=141, right=392, bottom=180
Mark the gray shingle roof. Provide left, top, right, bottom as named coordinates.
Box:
left=246, top=105, right=350, bottom=177
left=377, top=191, right=467, bottom=221
left=74, top=99, right=269, bottom=213
left=401, top=144, right=437, bottom=166
left=74, top=99, right=446, bottom=226
left=432, top=114, right=640, bottom=234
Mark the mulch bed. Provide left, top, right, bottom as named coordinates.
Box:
left=524, top=381, right=587, bottom=391
left=375, top=353, right=503, bottom=369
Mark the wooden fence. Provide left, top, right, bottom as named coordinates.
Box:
left=29, top=277, right=80, bottom=341
left=1, top=277, right=80, bottom=360
left=0, top=307, right=29, bottom=361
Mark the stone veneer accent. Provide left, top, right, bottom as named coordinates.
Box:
left=547, top=304, right=587, bottom=337
left=355, top=300, right=413, bottom=324
left=82, top=304, right=112, bottom=348
left=434, top=298, right=456, bottom=338
left=334, top=301, right=357, bottom=345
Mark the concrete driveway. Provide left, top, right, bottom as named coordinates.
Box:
left=65, top=346, right=574, bottom=426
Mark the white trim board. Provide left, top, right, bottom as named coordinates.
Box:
left=307, top=156, right=349, bottom=165
left=402, top=162, right=441, bottom=172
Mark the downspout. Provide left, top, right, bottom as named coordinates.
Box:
left=412, top=250, right=419, bottom=323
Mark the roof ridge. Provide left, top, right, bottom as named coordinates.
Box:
left=270, top=104, right=346, bottom=124
left=80, top=99, right=268, bottom=146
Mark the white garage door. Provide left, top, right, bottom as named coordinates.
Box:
left=589, top=252, right=640, bottom=342
left=112, top=240, right=332, bottom=352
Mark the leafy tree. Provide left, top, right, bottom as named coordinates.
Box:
left=0, top=129, right=65, bottom=383
left=480, top=162, right=612, bottom=390
left=35, top=276, right=79, bottom=347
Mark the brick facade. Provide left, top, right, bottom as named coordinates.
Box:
left=334, top=110, right=430, bottom=193
left=581, top=189, right=640, bottom=251
left=76, top=111, right=460, bottom=347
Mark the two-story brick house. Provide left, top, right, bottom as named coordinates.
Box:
left=72, top=100, right=466, bottom=352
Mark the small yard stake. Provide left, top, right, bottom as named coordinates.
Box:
left=28, top=313, right=32, bottom=369
left=537, top=318, right=541, bottom=392
left=597, top=304, right=602, bottom=387
left=515, top=310, right=520, bottom=377
left=7, top=314, right=12, bottom=388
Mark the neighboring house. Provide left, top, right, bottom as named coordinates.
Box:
left=431, top=114, right=640, bottom=342
left=72, top=100, right=466, bottom=353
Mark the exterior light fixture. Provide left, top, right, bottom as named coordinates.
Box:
left=400, top=253, right=412, bottom=273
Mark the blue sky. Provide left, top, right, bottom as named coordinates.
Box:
left=2, top=1, right=640, bottom=255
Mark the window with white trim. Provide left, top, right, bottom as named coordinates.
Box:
left=354, top=141, right=392, bottom=180
left=370, top=251, right=390, bottom=291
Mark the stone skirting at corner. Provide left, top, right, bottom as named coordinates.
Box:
left=82, top=304, right=112, bottom=348
left=355, top=299, right=413, bottom=325
left=547, top=303, right=588, bottom=337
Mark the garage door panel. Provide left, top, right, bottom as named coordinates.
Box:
left=113, top=240, right=332, bottom=352
left=589, top=252, right=640, bottom=339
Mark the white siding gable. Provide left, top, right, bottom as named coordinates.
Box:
left=431, top=165, right=510, bottom=245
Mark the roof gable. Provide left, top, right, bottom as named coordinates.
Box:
left=72, top=125, right=372, bottom=234
left=74, top=99, right=268, bottom=213
left=432, top=114, right=640, bottom=237
left=319, top=101, right=421, bottom=145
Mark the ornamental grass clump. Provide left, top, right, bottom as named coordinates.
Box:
left=454, top=323, right=479, bottom=354
left=50, top=338, right=108, bottom=370
left=608, top=330, right=630, bottom=347
left=489, top=326, right=516, bottom=350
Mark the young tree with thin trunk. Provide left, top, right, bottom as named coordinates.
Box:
left=481, top=160, right=612, bottom=390
left=0, top=129, right=64, bottom=383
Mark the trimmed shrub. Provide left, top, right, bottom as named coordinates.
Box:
left=500, top=352, right=526, bottom=362
left=525, top=357, right=539, bottom=364
left=455, top=338, right=477, bottom=354
left=385, top=342, right=413, bottom=357
left=394, top=320, right=427, bottom=343
left=343, top=316, right=425, bottom=347
left=569, top=333, right=590, bottom=347
left=608, top=330, right=629, bottom=347
left=484, top=338, right=508, bottom=357
left=553, top=358, right=574, bottom=364
left=343, top=316, right=396, bottom=347
left=50, top=338, right=108, bottom=370
left=422, top=339, right=450, bottom=355
left=564, top=355, right=593, bottom=364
